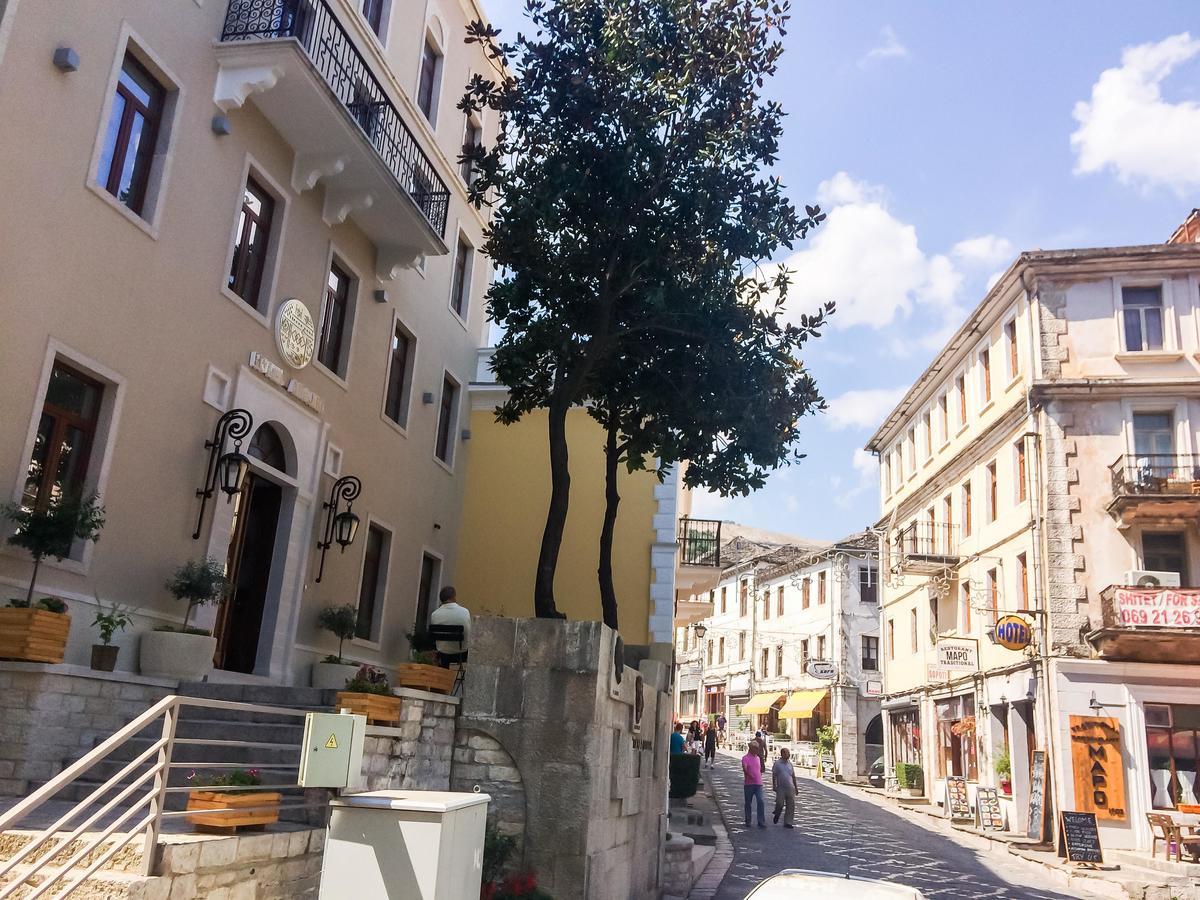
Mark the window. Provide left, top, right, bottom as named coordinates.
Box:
left=887, top=620, right=894, bottom=660
left=935, top=695, right=978, bottom=780
left=1017, top=552, right=1028, bottom=610
left=1122, top=285, right=1164, bottom=352
left=777, top=585, right=785, bottom=616
left=817, top=572, right=826, bottom=605
left=354, top=524, right=389, bottom=640
left=1015, top=440, right=1027, bottom=503
left=859, top=564, right=877, bottom=604
left=1143, top=532, right=1188, bottom=584
left=97, top=53, right=165, bottom=216
left=943, top=495, right=953, bottom=539
left=739, top=581, right=748, bottom=617
left=720, top=586, right=727, bottom=614
left=762, top=588, right=770, bottom=621
left=413, top=552, right=440, bottom=636
left=937, top=394, right=948, bottom=445
left=979, top=348, right=992, bottom=404
left=1005, top=319, right=1019, bottom=379
left=450, top=236, right=472, bottom=318
left=318, top=262, right=353, bottom=376
left=775, top=645, right=784, bottom=677
left=894, top=447, right=903, bottom=484
left=910, top=608, right=918, bottom=653
left=461, top=117, right=481, bottom=184
left=1145, top=704, right=1200, bottom=810
left=956, top=374, right=967, bottom=426
left=383, top=321, right=414, bottom=427
left=707, top=640, right=713, bottom=666
left=817, top=635, right=827, bottom=660
left=882, top=457, right=891, bottom=495
left=862, top=636, right=879, bottom=671
left=434, top=375, right=458, bottom=464
left=906, top=428, right=916, bottom=475
left=760, top=648, right=769, bottom=678
left=961, top=582, right=972, bottom=632
left=1133, top=412, right=1175, bottom=458
left=362, top=0, right=385, bottom=37
left=921, top=412, right=932, bottom=462
left=801, top=578, right=810, bottom=609
left=738, top=631, right=746, bottom=661
left=417, top=38, right=442, bottom=122
left=718, top=637, right=725, bottom=663
left=986, top=462, right=998, bottom=522
left=987, top=568, right=999, bottom=621
left=227, top=177, right=275, bottom=310
left=962, top=481, right=973, bottom=536
left=21, top=363, right=104, bottom=511
left=800, top=638, right=809, bottom=667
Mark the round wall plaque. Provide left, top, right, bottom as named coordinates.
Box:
left=994, top=614, right=1033, bottom=651
left=275, top=298, right=315, bottom=369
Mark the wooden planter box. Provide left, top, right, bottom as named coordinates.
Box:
left=186, top=790, right=281, bottom=832
left=335, top=691, right=401, bottom=725
left=395, top=662, right=456, bottom=695
left=0, top=609, right=70, bottom=663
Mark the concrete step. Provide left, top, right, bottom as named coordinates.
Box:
left=177, top=681, right=338, bottom=709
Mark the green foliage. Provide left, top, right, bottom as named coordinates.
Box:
left=994, top=749, right=1012, bottom=778
left=153, top=624, right=211, bottom=636
left=483, top=824, right=518, bottom=885
left=165, top=558, right=227, bottom=632
left=668, top=752, right=702, bottom=799
left=91, top=597, right=133, bottom=645
left=411, top=649, right=439, bottom=665
left=344, top=665, right=390, bottom=695
left=1, top=494, right=105, bottom=604
left=186, top=767, right=263, bottom=788
left=317, top=604, right=359, bottom=663
left=461, top=0, right=832, bottom=623
left=7, top=597, right=68, bottom=613
left=816, top=725, right=839, bottom=755
left=895, top=762, right=923, bottom=790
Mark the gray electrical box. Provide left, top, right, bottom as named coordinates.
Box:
left=298, top=711, right=367, bottom=789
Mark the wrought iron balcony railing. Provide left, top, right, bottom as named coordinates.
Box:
left=894, top=520, right=960, bottom=561
left=678, top=517, right=722, bottom=567
left=220, top=0, right=450, bottom=237
left=1110, top=454, right=1200, bottom=496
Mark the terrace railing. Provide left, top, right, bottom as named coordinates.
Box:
left=1110, top=454, right=1200, bottom=496
left=678, top=517, right=722, bottom=567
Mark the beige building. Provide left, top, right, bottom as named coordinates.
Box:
left=867, top=223, right=1200, bottom=851
left=0, top=0, right=497, bottom=683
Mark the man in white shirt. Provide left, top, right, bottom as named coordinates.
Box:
left=428, top=586, right=470, bottom=664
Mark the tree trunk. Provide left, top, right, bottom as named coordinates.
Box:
left=534, top=397, right=569, bottom=619
left=25, top=555, right=40, bottom=605
left=598, top=416, right=621, bottom=631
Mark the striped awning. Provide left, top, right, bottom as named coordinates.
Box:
left=778, top=689, right=829, bottom=719
left=741, top=692, right=787, bottom=714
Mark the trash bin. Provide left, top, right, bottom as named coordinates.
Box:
left=318, top=790, right=491, bottom=900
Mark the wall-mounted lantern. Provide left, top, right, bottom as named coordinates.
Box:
left=315, top=474, right=362, bottom=583
left=692, top=623, right=707, bottom=639
left=192, top=408, right=254, bottom=540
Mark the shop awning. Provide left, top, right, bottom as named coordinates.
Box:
left=741, top=692, right=787, bottom=714
left=778, top=689, right=829, bottom=719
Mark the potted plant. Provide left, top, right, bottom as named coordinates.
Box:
left=139, top=558, right=226, bottom=680
left=185, top=768, right=280, bottom=832
left=335, top=665, right=401, bottom=725
left=995, top=749, right=1012, bottom=796
left=894, top=762, right=924, bottom=798
left=90, top=597, right=133, bottom=672
left=311, top=603, right=361, bottom=689
left=0, top=494, right=104, bottom=663
left=816, top=724, right=839, bottom=780
left=395, top=631, right=456, bottom=695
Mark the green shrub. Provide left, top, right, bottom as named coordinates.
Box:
left=316, top=604, right=359, bottom=663
left=895, top=762, right=923, bottom=790
left=165, top=558, right=227, bottom=632
left=669, top=753, right=701, bottom=799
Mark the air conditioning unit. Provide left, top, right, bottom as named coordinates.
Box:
left=1123, top=570, right=1182, bottom=588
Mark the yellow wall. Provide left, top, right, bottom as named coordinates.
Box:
left=456, top=407, right=659, bottom=644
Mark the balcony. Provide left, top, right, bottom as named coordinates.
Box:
left=1086, top=585, right=1200, bottom=662
left=892, top=521, right=960, bottom=575
left=215, top=0, right=450, bottom=278
left=678, top=518, right=722, bottom=568
left=674, top=518, right=722, bottom=626
left=1107, top=455, right=1200, bottom=528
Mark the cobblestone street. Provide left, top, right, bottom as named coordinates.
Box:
left=705, top=755, right=1106, bottom=900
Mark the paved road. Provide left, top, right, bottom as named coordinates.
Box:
left=706, top=755, right=1103, bottom=899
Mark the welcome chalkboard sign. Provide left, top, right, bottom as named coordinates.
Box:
left=1027, top=750, right=1047, bottom=842
left=975, top=787, right=1005, bottom=831
left=1059, top=810, right=1103, bottom=864
left=945, top=775, right=971, bottom=821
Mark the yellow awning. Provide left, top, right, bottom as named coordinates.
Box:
left=741, top=692, right=787, bottom=714
left=778, top=689, right=829, bottom=719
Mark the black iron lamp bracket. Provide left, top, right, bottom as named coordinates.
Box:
left=192, top=408, right=254, bottom=540
left=315, top=474, right=362, bottom=583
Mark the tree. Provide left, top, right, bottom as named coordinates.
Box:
left=317, top=604, right=359, bottom=663
left=1, top=494, right=106, bottom=604
left=462, top=0, right=827, bottom=620
left=165, top=557, right=228, bottom=633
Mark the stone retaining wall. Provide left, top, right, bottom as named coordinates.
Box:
left=145, top=829, right=324, bottom=899
left=450, top=728, right=526, bottom=842
left=359, top=687, right=460, bottom=791
left=661, top=833, right=694, bottom=897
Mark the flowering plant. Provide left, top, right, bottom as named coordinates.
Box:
left=186, top=768, right=263, bottom=788
left=482, top=871, right=552, bottom=899
left=344, top=665, right=391, bottom=694
left=950, top=716, right=976, bottom=737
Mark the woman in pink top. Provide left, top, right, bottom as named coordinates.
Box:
left=742, top=740, right=766, bottom=827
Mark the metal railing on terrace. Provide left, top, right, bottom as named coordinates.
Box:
left=678, top=517, right=722, bottom=567
left=1110, top=454, right=1200, bottom=496
left=220, top=0, right=450, bottom=237
left=894, top=520, right=960, bottom=561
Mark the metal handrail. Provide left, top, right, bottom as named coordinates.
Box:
left=1110, top=453, right=1200, bottom=495
left=219, top=0, right=450, bottom=237
left=678, top=517, right=722, bottom=567
left=0, top=695, right=322, bottom=898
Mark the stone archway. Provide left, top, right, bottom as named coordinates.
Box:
left=450, top=728, right=527, bottom=850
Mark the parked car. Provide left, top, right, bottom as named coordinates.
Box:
left=868, top=756, right=885, bottom=788
left=746, top=869, right=925, bottom=899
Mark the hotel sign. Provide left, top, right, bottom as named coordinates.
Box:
left=995, top=614, right=1033, bottom=651
left=249, top=352, right=325, bottom=415
left=1113, top=588, right=1200, bottom=628
left=1068, top=716, right=1126, bottom=821
left=275, top=298, right=316, bottom=369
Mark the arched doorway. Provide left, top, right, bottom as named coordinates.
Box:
left=215, top=423, right=291, bottom=674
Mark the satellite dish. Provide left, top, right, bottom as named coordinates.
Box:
left=1137, top=574, right=1162, bottom=588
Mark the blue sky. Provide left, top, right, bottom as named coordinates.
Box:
left=478, top=1, right=1200, bottom=541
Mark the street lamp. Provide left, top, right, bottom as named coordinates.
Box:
left=192, top=408, right=254, bottom=540
left=315, top=475, right=363, bottom=583
left=693, top=623, right=707, bottom=639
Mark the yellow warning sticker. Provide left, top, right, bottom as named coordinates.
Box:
left=325, top=734, right=338, bottom=750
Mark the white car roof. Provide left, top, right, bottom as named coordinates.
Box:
left=745, top=869, right=925, bottom=899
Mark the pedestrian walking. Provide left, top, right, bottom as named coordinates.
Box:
left=742, top=740, right=766, bottom=828
left=717, top=713, right=726, bottom=746
left=771, top=747, right=799, bottom=828
left=754, top=730, right=767, bottom=772
left=703, top=721, right=717, bottom=768
left=670, top=722, right=685, bottom=755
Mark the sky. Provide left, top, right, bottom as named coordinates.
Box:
left=477, top=1, right=1200, bottom=542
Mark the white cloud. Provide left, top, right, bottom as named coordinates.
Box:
left=1071, top=32, right=1200, bottom=194
left=852, top=448, right=877, bottom=477
left=859, top=26, right=909, bottom=68
left=952, top=235, right=1014, bottom=269
left=825, top=386, right=908, bottom=431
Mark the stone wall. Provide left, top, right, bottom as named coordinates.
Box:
left=359, top=687, right=459, bottom=791
left=456, top=617, right=671, bottom=900
left=660, top=833, right=694, bottom=898
left=450, top=728, right=526, bottom=842
left=0, top=662, right=175, bottom=796
left=146, top=829, right=324, bottom=899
